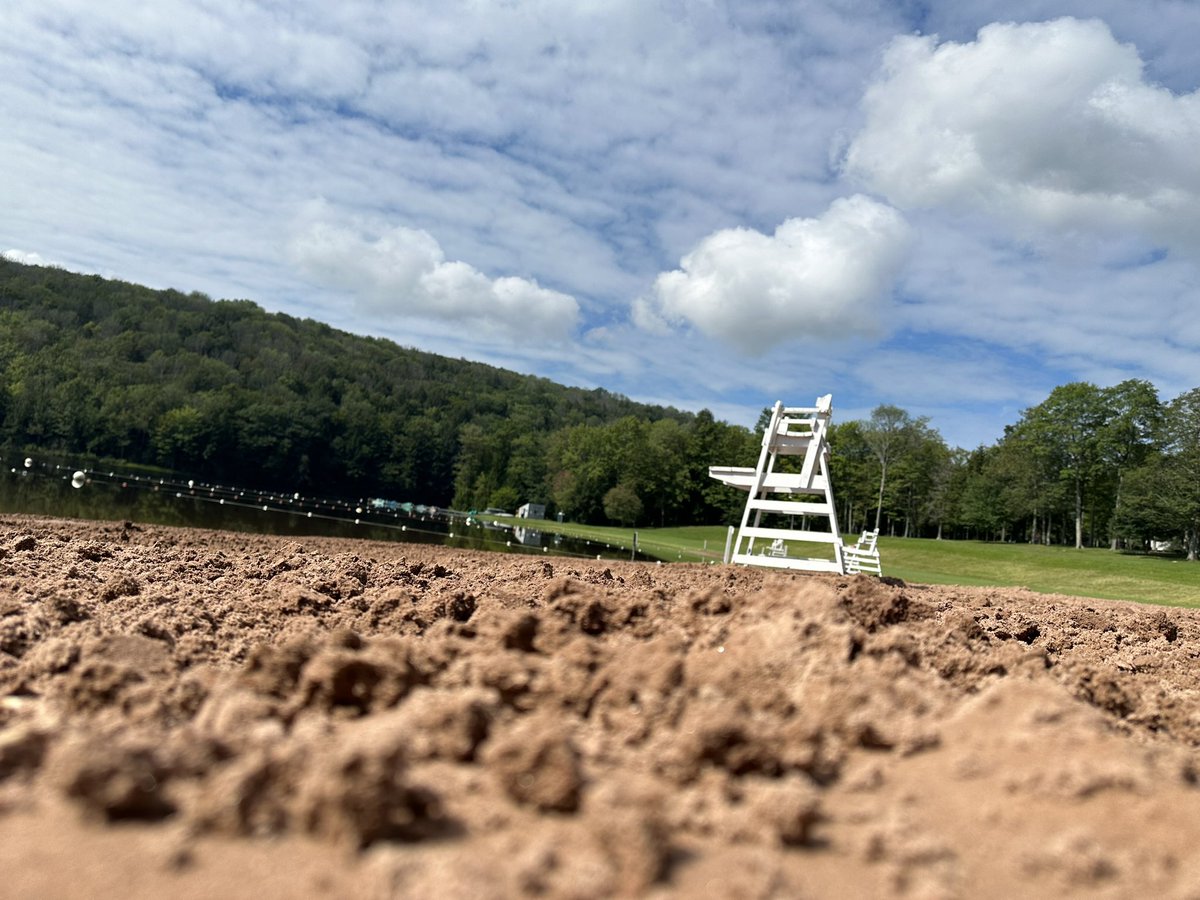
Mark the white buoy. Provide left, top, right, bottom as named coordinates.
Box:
left=24, top=458, right=32, bottom=468
left=71, top=471, right=85, bottom=489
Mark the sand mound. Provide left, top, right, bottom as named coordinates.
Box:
left=1, top=514, right=1198, bottom=897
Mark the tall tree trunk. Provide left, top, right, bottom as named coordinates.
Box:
left=874, top=462, right=887, bottom=532
left=1110, top=470, right=1123, bottom=550
left=1074, top=478, right=1084, bottom=549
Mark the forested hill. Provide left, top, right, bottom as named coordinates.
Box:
left=0, top=258, right=756, bottom=521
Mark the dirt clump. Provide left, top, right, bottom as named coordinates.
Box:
left=1, top=513, right=1200, bottom=898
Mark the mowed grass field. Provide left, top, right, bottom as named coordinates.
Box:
left=879, top=537, right=1200, bottom=607
left=496, top=516, right=1200, bottom=608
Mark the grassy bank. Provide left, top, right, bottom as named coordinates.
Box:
left=880, top=537, right=1200, bottom=607
left=492, top=517, right=731, bottom=563
left=499, top=517, right=1200, bottom=607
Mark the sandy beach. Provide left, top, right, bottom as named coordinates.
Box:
left=2, top=514, right=1199, bottom=898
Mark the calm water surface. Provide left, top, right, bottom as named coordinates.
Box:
left=0, top=459, right=624, bottom=560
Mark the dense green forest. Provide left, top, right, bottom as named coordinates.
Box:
left=1, top=258, right=1196, bottom=557
left=0, top=258, right=755, bottom=525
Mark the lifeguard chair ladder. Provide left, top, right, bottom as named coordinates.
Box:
left=709, top=396, right=845, bottom=574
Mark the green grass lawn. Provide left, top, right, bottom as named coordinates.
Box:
left=879, top=537, right=1200, bottom=607
left=488, top=517, right=732, bottom=562
left=496, top=516, right=1200, bottom=607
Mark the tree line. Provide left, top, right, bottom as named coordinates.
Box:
left=833, top=382, right=1200, bottom=559
left=2, top=259, right=1194, bottom=556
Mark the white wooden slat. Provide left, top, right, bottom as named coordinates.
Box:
left=798, top=430, right=822, bottom=484
left=759, top=475, right=827, bottom=494
left=708, top=467, right=827, bottom=493
left=730, top=553, right=842, bottom=572
left=745, top=499, right=831, bottom=515
left=739, top=526, right=840, bottom=543
left=771, top=435, right=814, bottom=455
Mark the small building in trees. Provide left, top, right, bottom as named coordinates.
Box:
left=517, top=502, right=546, bottom=520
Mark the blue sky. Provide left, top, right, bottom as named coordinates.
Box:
left=3, top=1, right=1199, bottom=449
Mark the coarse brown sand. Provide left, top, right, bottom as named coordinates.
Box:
left=1, top=514, right=1199, bottom=898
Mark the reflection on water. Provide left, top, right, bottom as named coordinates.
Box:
left=512, top=526, right=541, bottom=547
left=0, top=460, right=623, bottom=561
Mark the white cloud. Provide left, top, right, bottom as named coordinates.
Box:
left=3, top=249, right=53, bottom=267
left=24, top=0, right=371, bottom=104
left=4, top=2, right=1200, bottom=447
left=842, top=17, right=1200, bottom=255
left=637, top=195, right=913, bottom=353
left=289, top=218, right=581, bottom=342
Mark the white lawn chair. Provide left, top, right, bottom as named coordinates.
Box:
left=843, top=529, right=881, bottom=575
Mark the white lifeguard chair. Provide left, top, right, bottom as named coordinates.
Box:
left=710, top=395, right=868, bottom=575
left=843, top=529, right=882, bottom=575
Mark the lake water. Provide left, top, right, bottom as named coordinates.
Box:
left=0, top=457, right=630, bottom=561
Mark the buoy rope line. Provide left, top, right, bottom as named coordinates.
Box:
left=0, top=454, right=653, bottom=563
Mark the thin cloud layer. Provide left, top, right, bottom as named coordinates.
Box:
left=4, top=3, right=1200, bottom=448
left=290, top=221, right=581, bottom=342
left=638, top=196, right=913, bottom=354
left=843, top=17, right=1200, bottom=254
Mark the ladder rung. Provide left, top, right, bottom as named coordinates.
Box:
left=759, top=474, right=826, bottom=493
left=770, top=435, right=814, bottom=455
left=740, top=526, right=840, bottom=543
left=746, top=499, right=832, bottom=515
left=730, top=553, right=842, bottom=572
left=709, top=468, right=827, bottom=494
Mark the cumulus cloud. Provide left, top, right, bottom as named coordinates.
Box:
left=290, top=220, right=581, bottom=342
left=2, top=249, right=53, bottom=266
left=842, top=17, right=1200, bottom=253
left=635, top=195, right=913, bottom=353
